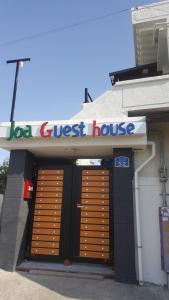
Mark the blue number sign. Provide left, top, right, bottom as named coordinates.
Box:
left=115, top=156, right=130, bottom=168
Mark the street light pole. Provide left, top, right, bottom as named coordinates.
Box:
left=6, top=58, right=31, bottom=122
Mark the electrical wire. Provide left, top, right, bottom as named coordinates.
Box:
left=0, top=8, right=130, bottom=47
left=0, top=3, right=167, bottom=48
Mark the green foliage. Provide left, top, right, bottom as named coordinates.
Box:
left=0, top=159, right=9, bottom=194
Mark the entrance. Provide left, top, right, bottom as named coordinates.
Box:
left=27, top=164, right=113, bottom=266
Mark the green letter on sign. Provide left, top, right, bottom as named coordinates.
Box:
left=8, top=122, right=33, bottom=140
left=23, top=125, right=33, bottom=138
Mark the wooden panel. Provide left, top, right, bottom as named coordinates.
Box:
left=82, top=175, right=109, bottom=182
left=80, top=230, right=109, bottom=238
left=80, top=244, right=109, bottom=252
left=32, top=241, right=59, bottom=248
left=33, top=228, right=60, bottom=235
left=32, top=235, right=60, bottom=242
left=81, top=199, right=109, bottom=206
left=37, top=181, right=63, bottom=187
left=81, top=224, right=109, bottom=231
left=31, top=167, right=63, bottom=259
left=81, top=193, right=109, bottom=199
left=81, top=218, right=109, bottom=225
left=80, top=251, right=109, bottom=259
left=35, top=203, right=62, bottom=210
left=82, top=170, right=109, bottom=176
left=38, top=175, right=63, bottom=181
left=38, top=170, right=64, bottom=175
left=82, top=187, right=109, bottom=193
left=81, top=205, right=109, bottom=212
left=34, top=216, right=61, bottom=222
left=35, top=210, right=61, bottom=216
left=36, top=186, right=63, bottom=192
left=80, top=237, right=109, bottom=245
left=31, top=248, right=59, bottom=255
left=80, top=169, right=110, bottom=260
left=33, top=222, right=60, bottom=229
left=82, top=181, right=109, bottom=187
left=81, top=211, right=109, bottom=218
left=36, top=198, right=62, bottom=204
left=36, top=192, right=62, bottom=198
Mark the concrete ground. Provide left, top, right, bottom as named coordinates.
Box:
left=0, top=269, right=169, bottom=300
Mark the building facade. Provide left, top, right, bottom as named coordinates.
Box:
left=0, top=0, right=169, bottom=286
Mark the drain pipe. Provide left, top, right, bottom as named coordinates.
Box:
left=134, top=141, right=156, bottom=285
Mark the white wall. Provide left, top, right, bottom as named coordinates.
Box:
left=72, top=90, right=125, bottom=119
left=121, top=75, right=169, bottom=113
left=134, top=122, right=169, bottom=285
left=72, top=75, right=169, bottom=119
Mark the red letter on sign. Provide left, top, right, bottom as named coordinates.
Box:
left=40, top=122, right=52, bottom=137
left=92, top=120, right=100, bottom=137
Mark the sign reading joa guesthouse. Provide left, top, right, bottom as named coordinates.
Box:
left=7, top=120, right=144, bottom=140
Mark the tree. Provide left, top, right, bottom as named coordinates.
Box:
left=0, top=159, right=9, bottom=194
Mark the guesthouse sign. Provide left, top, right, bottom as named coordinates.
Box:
left=8, top=120, right=144, bottom=141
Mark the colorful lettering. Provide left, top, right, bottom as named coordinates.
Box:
left=40, top=122, right=52, bottom=138
left=8, top=122, right=33, bottom=140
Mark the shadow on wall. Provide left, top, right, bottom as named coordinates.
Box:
left=0, top=194, right=4, bottom=231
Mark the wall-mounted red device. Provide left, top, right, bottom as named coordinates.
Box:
left=23, top=179, right=33, bottom=200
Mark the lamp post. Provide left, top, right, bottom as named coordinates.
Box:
left=6, top=58, right=30, bottom=122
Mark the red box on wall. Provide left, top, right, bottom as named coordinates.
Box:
left=23, top=179, right=33, bottom=199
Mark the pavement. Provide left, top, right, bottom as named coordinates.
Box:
left=0, top=269, right=169, bottom=300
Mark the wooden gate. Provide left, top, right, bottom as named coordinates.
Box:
left=72, top=167, right=112, bottom=262
left=28, top=165, right=112, bottom=264
left=30, top=169, right=64, bottom=257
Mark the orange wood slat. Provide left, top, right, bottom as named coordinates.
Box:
left=31, top=248, right=59, bottom=255
left=81, top=211, right=109, bottom=218
left=81, top=199, right=109, bottom=206
left=33, top=228, right=60, bottom=235
left=82, top=187, right=109, bottom=193
left=82, top=175, right=109, bottom=182
left=35, top=203, right=62, bottom=210
left=80, top=251, right=109, bottom=259
left=38, top=170, right=64, bottom=175
left=80, top=230, right=109, bottom=238
left=81, top=217, right=109, bottom=225
left=32, top=235, right=60, bottom=242
left=36, top=186, right=63, bottom=192
left=34, top=167, right=64, bottom=261
left=35, top=198, right=62, bottom=204
left=81, top=224, right=109, bottom=232
left=82, top=170, right=109, bottom=176
left=32, top=241, right=59, bottom=248
left=81, top=205, right=109, bottom=212
left=80, top=237, right=109, bottom=245
left=80, top=244, right=109, bottom=252
left=82, top=181, right=109, bottom=187
left=34, top=216, right=61, bottom=222
left=36, top=192, right=62, bottom=198
left=34, top=210, right=61, bottom=216
left=37, top=181, right=63, bottom=187
left=81, top=193, right=109, bottom=200
left=33, top=222, right=61, bottom=229
left=38, top=175, right=63, bottom=181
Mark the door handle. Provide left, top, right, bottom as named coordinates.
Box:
left=77, top=204, right=84, bottom=208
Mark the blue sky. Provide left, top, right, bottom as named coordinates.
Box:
left=0, top=0, right=158, bottom=162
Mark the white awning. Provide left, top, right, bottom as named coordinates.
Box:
left=0, top=117, right=147, bottom=158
